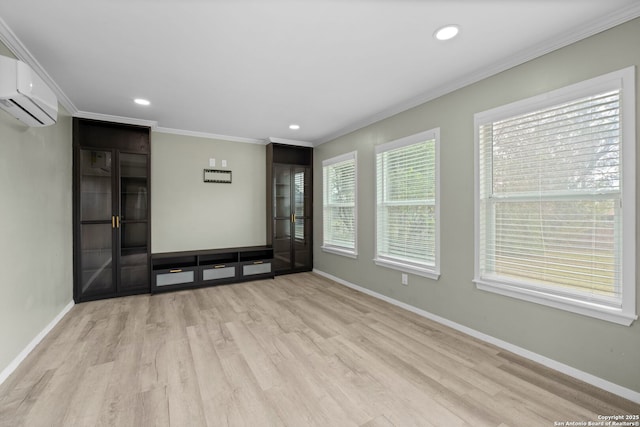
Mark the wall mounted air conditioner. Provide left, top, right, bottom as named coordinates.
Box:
left=0, top=55, right=57, bottom=127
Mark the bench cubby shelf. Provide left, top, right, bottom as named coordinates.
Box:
left=151, top=246, right=274, bottom=293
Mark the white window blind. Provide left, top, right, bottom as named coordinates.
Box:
left=475, top=67, right=636, bottom=325
left=322, top=152, right=357, bottom=257
left=375, top=129, right=440, bottom=279
left=294, top=170, right=306, bottom=241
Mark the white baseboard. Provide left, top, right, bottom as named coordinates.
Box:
left=312, top=269, right=640, bottom=404
left=0, top=300, right=75, bottom=386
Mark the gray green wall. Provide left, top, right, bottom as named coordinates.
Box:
left=313, top=18, right=640, bottom=393
left=151, top=132, right=266, bottom=253
left=0, top=45, right=73, bottom=375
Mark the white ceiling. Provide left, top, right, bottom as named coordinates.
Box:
left=0, top=1, right=639, bottom=145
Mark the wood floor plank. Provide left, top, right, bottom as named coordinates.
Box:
left=1, top=272, right=638, bottom=427
left=224, top=320, right=282, bottom=391
left=95, top=342, right=142, bottom=425
left=165, top=337, right=208, bottom=426
left=133, top=386, right=170, bottom=427
left=328, top=334, right=463, bottom=427
left=218, top=354, right=285, bottom=427
left=61, top=361, right=115, bottom=426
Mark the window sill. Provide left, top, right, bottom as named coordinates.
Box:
left=474, top=278, right=637, bottom=326
left=321, top=246, right=357, bottom=259
left=373, top=258, right=440, bottom=280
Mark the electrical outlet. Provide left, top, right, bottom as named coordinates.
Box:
left=401, top=273, right=408, bottom=285
left=222, top=159, right=227, bottom=167
left=209, top=158, right=216, bottom=167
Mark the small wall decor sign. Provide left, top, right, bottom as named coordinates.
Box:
left=204, top=169, right=232, bottom=183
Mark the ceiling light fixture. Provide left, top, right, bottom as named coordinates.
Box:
left=289, top=124, right=300, bottom=130
left=434, top=25, right=460, bottom=41
left=134, top=98, right=150, bottom=106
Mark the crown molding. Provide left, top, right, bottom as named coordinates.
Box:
left=74, top=111, right=158, bottom=128
left=315, top=3, right=640, bottom=145
left=154, top=126, right=265, bottom=144
left=0, top=16, right=77, bottom=115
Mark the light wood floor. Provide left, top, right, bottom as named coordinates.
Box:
left=1, top=273, right=638, bottom=426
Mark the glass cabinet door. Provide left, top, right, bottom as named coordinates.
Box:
left=74, top=119, right=151, bottom=302
left=79, top=223, right=114, bottom=295
left=76, top=149, right=150, bottom=299
left=119, top=153, right=149, bottom=291
left=78, top=149, right=116, bottom=296
left=274, top=165, right=291, bottom=218
left=273, top=164, right=293, bottom=271
left=293, top=167, right=312, bottom=269
left=271, top=164, right=312, bottom=273
left=80, top=150, right=112, bottom=221
left=274, top=218, right=292, bottom=271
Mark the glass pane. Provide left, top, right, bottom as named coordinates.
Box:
left=273, top=219, right=291, bottom=271
left=274, top=166, right=291, bottom=218
left=380, top=140, right=435, bottom=202
left=80, top=223, right=113, bottom=295
left=121, top=223, right=147, bottom=249
left=486, top=199, right=618, bottom=297
left=490, top=91, right=620, bottom=196
left=324, top=206, right=355, bottom=249
left=294, top=168, right=311, bottom=217
left=294, top=218, right=311, bottom=268
left=120, top=153, right=148, bottom=221
left=120, top=153, right=147, bottom=178
left=80, top=150, right=112, bottom=221
left=378, top=204, right=436, bottom=266
left=275, top=218, right=291, bottom=240
left=294, top=217, right=305, bottom=241
left=120, top=250, right=148, bottom=291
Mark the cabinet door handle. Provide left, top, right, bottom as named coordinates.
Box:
left=253, top=261, right=263, bottom=265
left=214, top=264, right=226, bottom=269
left=116, top=216, right=120, bottom=228
left=111, top=216, right=115, bottom=229
left=169, top=269, right=182, bottom=273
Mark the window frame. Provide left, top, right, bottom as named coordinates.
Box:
left=374, top=128, right=441, bottom=280
left=473, top=67, right=636, bottom=326
left=322, top=151, right=358, bottom=258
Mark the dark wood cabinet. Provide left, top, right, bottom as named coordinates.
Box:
left=151, top=246, right=274, bottom=293
left=73, top=118, right=151, bottom=302
left=266, top=143, right=313, bottom=274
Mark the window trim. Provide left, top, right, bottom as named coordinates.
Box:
left=473, top=66, right=636, bottom=326
left=321, top=151, right=358, bottom=258
left=374, top=128, right=441, bottom=280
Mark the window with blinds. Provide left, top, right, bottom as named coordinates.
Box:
left=474, top=67, right=636, bottom=325
left=375, top=129, right=440, bottom=279
left=322, top=152, right=357, bottom=257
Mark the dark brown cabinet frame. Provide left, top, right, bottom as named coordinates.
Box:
left=266, top=143, right=313, bottom=275
left=151, top=246, right=274, bottom=293
left=73, top=118, right=151, bottom=303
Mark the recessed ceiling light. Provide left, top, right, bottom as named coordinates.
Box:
left=434, top=25, right=460, bottom=41
left=134, top=98, right=150, bottom=106
left=289, top=124, right=300, bottom=130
